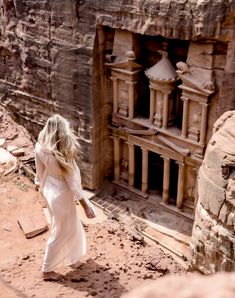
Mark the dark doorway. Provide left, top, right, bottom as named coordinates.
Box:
left=169, top=159, right=178, bottom=204
left=148, top=152, right=164, bottom=195
left=134, top=146, right=142, bottom=190
left=134, top=75, right=150, bottom=119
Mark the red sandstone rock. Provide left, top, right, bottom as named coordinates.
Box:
left=191, top=111, right=235, bottom=273
left=17, top=202, right=48, bottom=239
left=122, top=273, right=235, bottom=298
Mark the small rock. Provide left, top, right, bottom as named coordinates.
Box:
left=6, top=145, right=18, bottom=152
left=22, top=255, right=30, bottom=261
left=143, top=273, right=153, bottom=279
left=71, top=277, right=88, bottom=282
left=12, top=148, right=25, bottom=156
left=0, top=138, right=6, bottom=147
left=130, top=233, right=146, bottom=246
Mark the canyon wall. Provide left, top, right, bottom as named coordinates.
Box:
left=0, top=0, right=234, bottom=188
left=191, top=111, right=235, bottom=273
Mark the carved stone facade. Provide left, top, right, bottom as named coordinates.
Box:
left=191, top=111, right=235, bottom=273
left=103, top=26, right=233, bottom=216
left=0, top=0, right=234, bottom=199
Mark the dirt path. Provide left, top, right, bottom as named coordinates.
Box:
left=0, top=173, right=188, bottom=298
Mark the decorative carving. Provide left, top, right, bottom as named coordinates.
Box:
left=145, top=51, right=177, bottom=128
left=118, top=81, right=129, bottom=116
left=188, top=127, right=200, bottom=142
left=176, top=62, right=215, bottom=95
left=120, top=158, right=129, bottom=183
left=107, top=37, right=143, bottom=119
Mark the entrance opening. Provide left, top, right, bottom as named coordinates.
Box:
left=148, top=152, right=163, bottom=195
left=169, top=159, right=178, bottom=204
left=134, top=146, right=142, bottom=190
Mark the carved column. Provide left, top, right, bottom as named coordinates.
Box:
left=176, top=162, right=185, bottom=209
left=113, top=137, right=120, bottom=181
left=181, top=98, right=189, bottom=138
left=141, top=148, right=148, bottom=193
left=162, top=92, right=169, bottom=129
left=150, top=88, right=155, bottom=123
left=128, top=143, right=135, bottom=187
left=199, top=103, right=208, bottom=145
left=162, top=156, right=170, bottom=204
left=127, top=81, right=135, bottom=119
left=111, top=77, right=118, bottom=113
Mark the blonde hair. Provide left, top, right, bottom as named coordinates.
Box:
left=38, top=114, right=80, bottom=175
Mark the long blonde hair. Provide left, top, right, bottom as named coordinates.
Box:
left=38, top=114, right=80, bottom=175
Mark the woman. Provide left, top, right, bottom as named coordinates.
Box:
left=34, top=114, right=96, bottom=281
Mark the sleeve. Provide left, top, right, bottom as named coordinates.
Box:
left=34, top=146, right=46, bottom=186
left=65, top=165, right=95, bottom=210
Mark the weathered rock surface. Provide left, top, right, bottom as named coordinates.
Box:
left=122, top=273, right=235, bottom=298
left=0, top=148, right=17, bottom=174
left=0, top=1, right=234, bottom=189
left=191, top=111, right=235, bottom=273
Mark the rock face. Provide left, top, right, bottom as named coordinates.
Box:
left=191, top=111, right=235, bottom=273
left=122, top=273, right=235, bottom=298
left=0, top=1, right=234, bottom=189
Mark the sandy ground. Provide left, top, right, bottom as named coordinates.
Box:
left=0, top=107, right=188, bottom=297
left=0, top=173, right=188, bottom=298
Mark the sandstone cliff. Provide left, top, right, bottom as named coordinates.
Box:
left=0, top=0, right=234, bottom=188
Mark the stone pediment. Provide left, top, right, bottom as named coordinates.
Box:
left=176, top=62, right=215, bottom=96
left=105, top=50, right=142, bottom=72
left=123, top=127, right=190, bottom=156
left=108, top=60, right=142, bottom=72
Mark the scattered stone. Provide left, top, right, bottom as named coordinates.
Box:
left=0, top=148, right=17, bottom=174
left=17, top=202, right=48, bottom=238
left=20, top=163, right=35, bottom=182
left=130, top=233, right=147, bottom=246
left=6, top=133, right=18, bottom=141
left=71, top=277, right=88, bottom=283
left=6, top=145, right=18, bottom=152
left=12, top=148, right=25, bottom=156
left=22, top=255, right=30, bottom=261
left=0, top=138, right=6, bottom=147
left=116, top=193, right=130, bottom=201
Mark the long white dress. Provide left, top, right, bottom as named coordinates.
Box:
left=34, top=142, right=95, bottom=272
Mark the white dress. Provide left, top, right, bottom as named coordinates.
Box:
left=34, top=142, right=95, bottom=272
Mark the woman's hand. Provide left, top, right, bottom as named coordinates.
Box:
left=80, top=198, right=96, bottom=219
left=84, top=206, right=96, bottom=219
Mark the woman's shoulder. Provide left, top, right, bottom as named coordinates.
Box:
left=35, top=142, right=52, bottom=155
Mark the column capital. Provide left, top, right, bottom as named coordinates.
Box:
left=110, top=76, right=118, bottom=81
left=160, top=155, right=170, bottom=161
left=125, top=80, right=138, bottom=86
left=127, top=142, right=135, bottom=146
left=200, top=101, right=209, bottom=107
left=175, top=161, right=185, bottom=167
left=181, top=96, right=189, bottom=102
left=141, top=147, right=148, bottom=153
left=112, top=135, right=120, bottom=140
